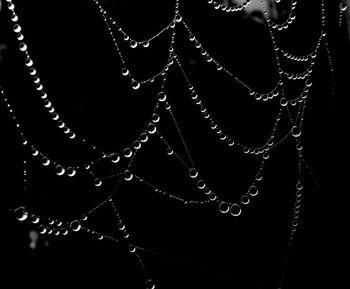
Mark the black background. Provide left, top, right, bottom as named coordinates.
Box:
left=0, top=0, right=348, bottom=288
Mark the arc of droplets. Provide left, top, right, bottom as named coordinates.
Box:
left=206, top=0, right=252, bottom=13
left=270, top=0, right=298, bottom=31
left=174, top=53, right=285, bottom=156
left=180, top=20, right=284, bottom=98
left=91, top=0, right=180, bottom=90
left=6, top=1, right=108, bottom=158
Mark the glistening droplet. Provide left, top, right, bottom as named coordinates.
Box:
left=14, top=206, right=28, bottom=221
left=70, top=220, right=81, bottom=232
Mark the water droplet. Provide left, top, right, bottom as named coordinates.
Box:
left=124, top=170, right=133, bottom=181
left=84, top=164, right=90, bottom=170
left=19, top=42, right=27, bottom=52
left=29, top=68, right=36, bottom=75
left=189, top=34, right=195, bottom=41
left=296, top=180, right=303, bottom=191
left=230, top=203, right=242, bottom=217
left=157, top=91, right=167, bottom=102
left=340, top=2, right=347, bottom=12
left=97, top=234, right=104, bottom=240
left=11, top=13, right=18, bottom=22
left=189, top=168, right=198, bottom=179
left=70, top=220, right=81, bottom=232
left=30, top=214, right=40, bottom=224
left=16, top=33, right=24, bottom=41
left=140, top=132, right=149, bottom=143
left=118, top=223, right=125, bottom=231
left=280, top=97, right=288, bottom=106
left=152, top=113, right=160, bottom=123
left=248, top=185, right=258, bottom=196
left=175, top=14, right=182, bottom=22
left=31, top=147, right=39, bottom=156
left=305, top=79, right=312, bottom=87
left=123, top=147, right=133, bottom=158
left=291, top=126, right=301, bottom=137
left=241, top=194, right=250, bottom=205
left=13, top=24, right=21, bottom=33
left=94, top=178, right=102, bottom=187
left=166, top=147, right=173, bottom=155
left=227, top=138, right=235, bottom=146
left=147, top=123, right=157, bottom=134
left=68, top=131, right=76, bottom=139
left=121, top=68, right=129, bottom=76
left=197, top=180, right=206, bottom=190
left=219, top=202, right=230, bottom=214
left=133, top=140, right=142, bottom=150
left=131, top=79, right=140, bottom=90
left=128, top=244, right=136, bottom=253
left=129, top=40, right=138, bottom=48
left=145, top=279, right=156, bottom=289
left=142, top=40, right=150, bottom=48
left=55, top=165, right=65, bottom=176
left=110, top=153, right=120, bottom=163
left=263, top=152, right=269, bottom=160
left=25, top=58, right=33, bottom=67
left=38, top=225, right=47, bottom=234
left=61, top=229, right=69, bottom=236
left=66, top=167, right=76, bottom=177
left=209, top=192, right=217, bottom=201
left=14, top=206, right=28, bottom=221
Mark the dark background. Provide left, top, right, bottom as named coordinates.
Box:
left=0, top=0, right=348, bottom=288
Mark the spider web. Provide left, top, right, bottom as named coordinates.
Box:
left=0, top=0, right=347, bottom=288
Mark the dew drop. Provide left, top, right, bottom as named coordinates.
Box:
left=124, top=170, right=133, bottom=181
left=131, top=79, right=140, bottom=90
left=19, top=42, right=27, bottom=52
left=14, top=206, right=28, bottom=221
left=129, top=40, right=138, bottom=48
left=66, top=167, right=76, bottom=177
left=196, top=180, right=206, bottom=190
left=291, top=126, right=301, bottom=137
left=230, top=203, right=242, bottom=217
left=189, top=168, right=198, bottom=179
left=55, top=165, right=65, bottom=176
left=279, top=97, right=287, bottom=106
left=147, top=123, right=157, bottom=134
left=248, top=185, right=258, bottom=196
left=151, top=113, right=160, bottom=123
left=38, top=225, right=47, bottom=234
left=30, top=214, right=40, bottom=224
left=241, top=194, right=250, bottom=205
left=166, top=147, right=174, bottom=156
left=140, top=132, right=149, bottom=143
left=123, top=147, right=133, bottom=158
left=142, top=40, right=150, bottom=48
left=340, top=2, right=347, bottom=12
left=31, top=147, right=39, bottom=156
left=70, top=220, right=81, bottom=232
left=13, top=24, right=21, bottom=33
left=296, top=180, right=303, bottom=191
left=110, top=153, right=120, bottom=164
left=218, top=202, right=230, bottom=214
left=25, top=58, right=33, bottom=67
left=157, top=91, right=167, bottom=102
left=121, top=68, right=129, bottom=76
left=145, top=279, right=156, bottom=289
left=94, top=178, right=102, bottom=187
left=128, top=244, right=136, bottom=253
left=175, top=14, right=182, bottom=23
left=97, top=234, right=104, bottom=240
left=11, top=13, right=18, bottom=22
left=227, top=138, right=235, bottom=146
left=133, top=140, right=142, bottom=150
